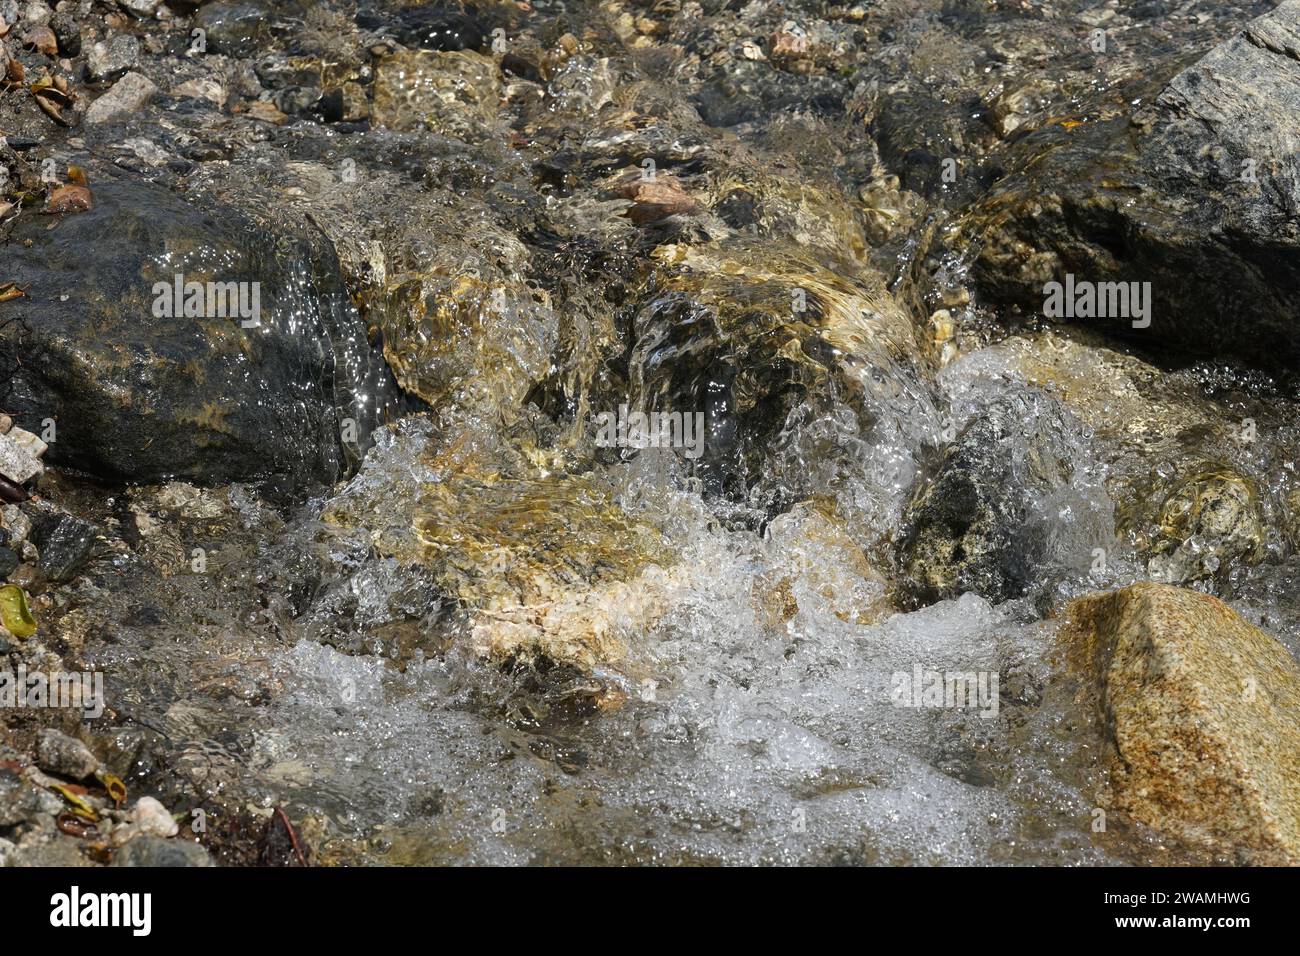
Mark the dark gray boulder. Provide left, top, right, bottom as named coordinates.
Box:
left=0, top=176, right=398, bottom=493
left=965, top=0, right=1300, bottom=370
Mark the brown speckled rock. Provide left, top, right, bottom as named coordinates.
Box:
left=1064, top=583, right=1300, bottom=864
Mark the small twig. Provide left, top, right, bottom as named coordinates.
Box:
left=273, top=805, right=308, bottom=867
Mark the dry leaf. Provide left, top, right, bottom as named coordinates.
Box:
left=244, top=99, right=288, bottom=125
left=49, top=783, right=99, bottom=822
left=613, top=170, right=699, bottom=224
left=101, top=773, right=127, bottom=808
left=44, top=184, right=93, bottom=214
left=22, top=26, right=58, bottom=56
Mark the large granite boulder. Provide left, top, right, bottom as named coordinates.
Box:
left=1064, top=583, right=1300, bottom=864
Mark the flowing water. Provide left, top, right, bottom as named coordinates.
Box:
left=77, top=328, right=1228, bottom=866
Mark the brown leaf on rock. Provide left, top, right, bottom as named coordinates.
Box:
left=57, top=812, right=99, bottom=839
left=612, top=169, right=699, bottom=224
left=44, top=184, right=92, bottom=214
left=243, top=100, right=287, bottom=125
left=33, top=93, right=69, bottom=124
left=22, top=26, right=58, bottom=56
left=30, top=76, right=75, bottom=126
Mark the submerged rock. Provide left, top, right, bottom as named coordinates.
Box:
left=950, top=329, right=1298, bottom=594
left=0, top=176, right=396, bottom=491
left=1150, top=469, right=1265, bottom=586
left=1064, top=583, right=1300, bottom=864
left=626, top=238, right=937, bottom=522
left=191, top=1, right=277, bottom=58
left=317, top=417, right=679, bottom=679
left=896, top=395, right=1110, bottom=607
left=371, top=49, right=502, bottom=139
left=360, top=2, right=491, bottom=53
left=753, top=501, right=890, bottom=628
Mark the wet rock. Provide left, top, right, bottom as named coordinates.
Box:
left=0, top=430, right=43, bottom=485
left=85, top=35, right=139, bottom=81
left=965, top=1, right=1300, bottom=369
left=0, top=175, right=395, bottom=490
left=48, top=11, right=80, bottom=57
left=1, top=505, right=31, bottom=547
left=84, top=71, right=158, bottom=124
left=896, top=395, right=1109, bottom=607
left=111, top=796, right=179, bottom=845
left=30, top=513, right=97, bottom=584
left=36, top=729, right=100, bottom=781
left=111, top=835, right=213, bottom=867
left=1064, top=583, right=1300, bottom=864
left=360, top=2, right=488, bottom=53
left=20, top=1, right=52, bottom=28
left=371, top=49, right=501, bottom=139
left=1149, top=469, right=1265, bottom=586
left=117, top=0, right=162, bottom=17
left=0, top=769, right=42, bottom=827
left=192, top=2, right=274, bottom=58
left=0, top=545, right=18, bottom=579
